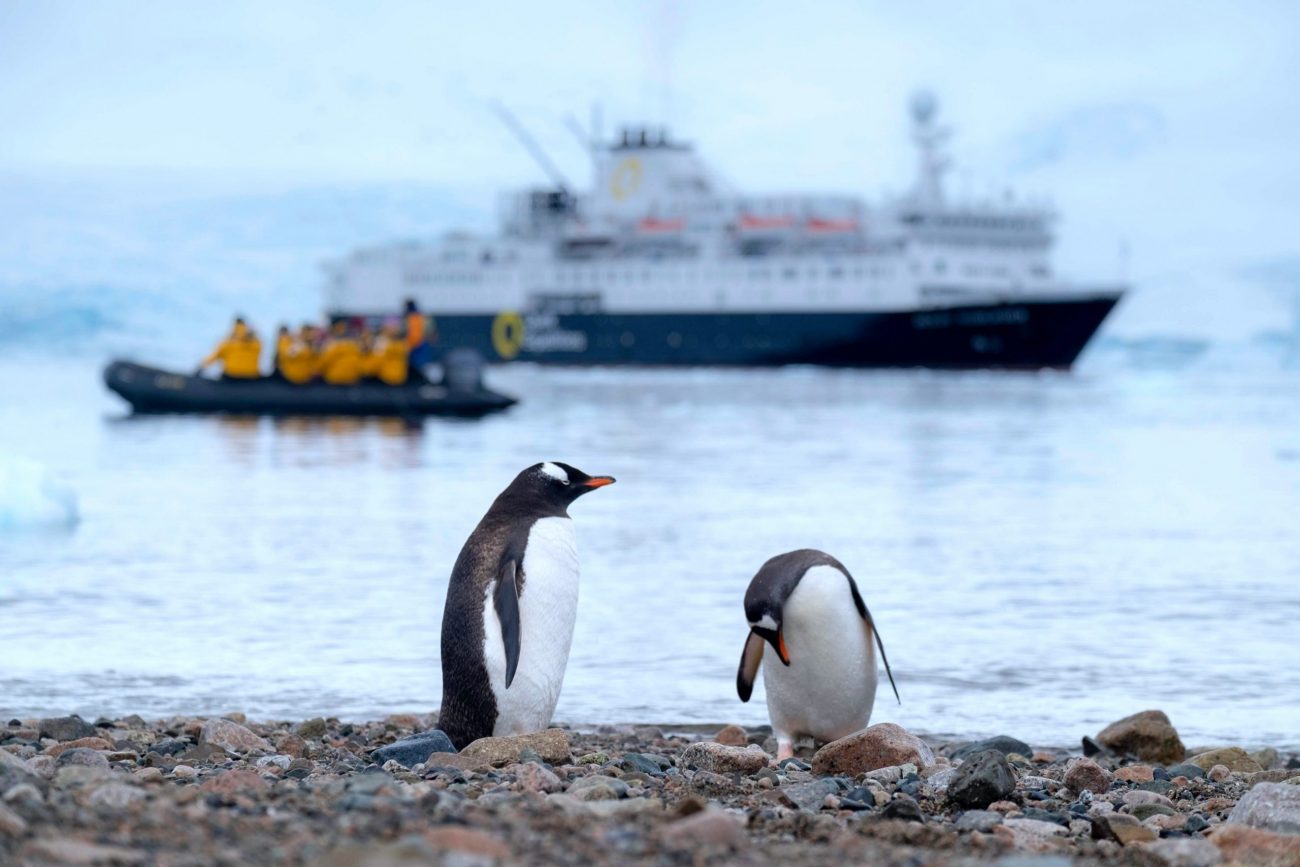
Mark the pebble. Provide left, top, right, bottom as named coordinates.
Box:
left=1189, top=747, right=1263, bottom=774
left=1064, top=757, right=1111, bottom=794
left=370, top=730, right=456, bottom=768
left=1209, top=824, right=1300, bottom=865
left=955, top=809, right=1004, bottom=832
left=950, top=735, right=1033, bottom=762
left=1226, top=781, right=1300, bottom=833
left=714, top=724, right=748, bottom=746
left=198, top=718, right=272, bottom=755
left=460, top=729, right=572, bottom=766
left=810, top=723, right=935, bottom=776
left=567, top=775, right=629, bottom=801
left=1208, top=764, right=1231, bottom=782
left=1096, top=710, right=1186, bottom=765
left=1169, top=762, right=1208, bottom=780
left=1091, top=812, right=1158, bottom=845
left=172, top=764, right=198, bottom=780
left=947, top=749, right=1017, bottom=809
left=1114, top=764, right=1156, bottom=783
left=678, top=742, right=768, bottom=775
left=1143, top=837, right=1223, bottom=867
left=659, top=807, right=746, bottom=850
left=37, top=716, right=98, bottom=742
left=55, top=748, right=109, bottom=770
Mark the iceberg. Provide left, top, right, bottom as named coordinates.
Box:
left=0, top=453, right=79, bottom=530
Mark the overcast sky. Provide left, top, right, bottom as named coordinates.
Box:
left=3, top=0, right=1298, bottom=334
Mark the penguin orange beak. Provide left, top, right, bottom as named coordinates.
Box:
left=583, top=476, right=616, bottom=488
left=753, top=626, right=790, bottom=666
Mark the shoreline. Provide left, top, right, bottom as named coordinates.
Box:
left=2, top=712, right=1298, bottom=865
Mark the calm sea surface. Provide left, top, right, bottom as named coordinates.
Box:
left=2, top=357, right=1298, bottom=749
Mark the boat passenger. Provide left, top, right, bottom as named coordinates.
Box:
left=405, top=299, right=435, bottom=368
left=374, top=320, right=410, bottom=386
left=319, top=322, right=363, bottom=386
left=358, top=327, right=380, bottom=380
left=272, top=325, right=293, bottom=380
left=197, top=318, right=263, bottom=380
left=279, top=328, right=318, bottom=385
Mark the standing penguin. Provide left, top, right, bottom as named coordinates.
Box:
left=736, top=549, right=899, bottom=761
left=439, top=462, right=615, bottom=749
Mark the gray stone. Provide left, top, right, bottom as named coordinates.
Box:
left=296, top=718, right=327, bottom=739
left=950, top=735, right=1032, bottom=762
left=955, top=809, right=1004, bottom=832
left=37, top=716, right=97, bottom=742
left=371, top=730, right=456, bottom=768
left=783, top=778, right=842, bottom=811
left=659, top=807, right=747, bottom=850
left=1143, top=837, right=1223, bottom=867
left=948, top=750, right=1017, bottom=809
left=566, top=775, right=628, bottom=801
left=1168, top=763, right=1208, bottom=780
left=620, top=752, right=670, bottom=776
left=1131, top=803, right=1177, bottom=820
left=255, top=754, right=292, bottom=770
left=1226, top=781, right=1300, bottom=833
left=55, top=748, right=110, bottom=770
left=678, top=742, right=767, bottom=775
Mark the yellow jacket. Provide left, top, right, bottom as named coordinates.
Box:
left=374, top=336, right=409, bottom=385
left=279, top=339, right=318, bottom=384
left=202, top=333, right=262, bottom=378
left=319, top=338, right=362, bottom=385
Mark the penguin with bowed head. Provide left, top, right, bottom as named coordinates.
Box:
left=438, top=462, right=615, bottom=749
left=736, top=549, right=899, bottom=761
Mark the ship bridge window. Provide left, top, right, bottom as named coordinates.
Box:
left=829, top=266, right=843, bottom=279
left=934, top=260, right=947, bottom=274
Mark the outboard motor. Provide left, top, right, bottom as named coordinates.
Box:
left=441, top=348, right=486, bottom=393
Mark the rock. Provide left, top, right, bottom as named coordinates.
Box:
left=1114, top=764, right=1156, bottom=783
left=0, top=801, right=28, bottom=836
left=22, top=838, right=148, bottom=865
left=714, top=724, right=748, bottom=747
left=297, top=718, right=327, bottom=739
left=863, top=765, right=903, bottom=784
left=678, top=742, right=767, bottom=775
left=460, top=729, right=571, bottom=766
left=1143, top=837, right=1223, bottom=867
left=567, top=775, right=629, bottom=801
left=198, top=718, right=272, bottom=755
left=423, top=826, right=511, bottom=862
left=1124, top=789, right=1175, bottom=808
left=1091, top=812, right=1158, bottom=845
left=55, top=748, right=109, bottom=770
left=37, top=716, right=98, bottom=742
left=810, top=723, right=935, bottom=777
left=1132, top=803, right=1177, bottom=820
left=1247, top=770, right=1300, bottom=786
left=133, top=767, right=163, bottom=783
left=955, top=809, right=1004, bottom=832
left=1226, top=782, right=1300, bottom=833
left=922, top=766, right=958, bottom=797
left=200, top=769, right=270, bottom=796
left=1209, top=825, right=1300, bottom=867
left=422, top=752, right=492, bottom=773
left=1169, top=762, right=1208, bottom=780
left=511, top=762, right=562, bottom=794
left=371, top=730, right=456, bottom=768
left=1190, top=747, right=1263, bottom=774
left=576, top=751, right=610, bottom=765
left=1251, top=748, right=1279, bottom=770
left=950, top=736, right=1033, bottom=762
left=782, top=778, right=842, bottom=811
left=1096, top=710, right=1186, bottom=764
left=1064, top=758, right=1111, bottom=794
left=255, top=754, right=292, bottom=770
left=0, top=748, right=38, bottom=780
left=999, top=817, right=1069, bottom=852
left=620, top=753, right=670, bottom=776
left=172, top=765, right=198, bottom=780
left=83, top=782, right=147, bottom=808
left=659, top=807, right=746, bottom=850
left=46, top=737, right=113, bottom=757
left=947, top=749, right=1017, bottom=809
left=1208, top=764, right=1231, bottom=782
left=879, top=795, right=925, bottom=822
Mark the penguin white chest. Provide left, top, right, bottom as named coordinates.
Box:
left=482, top=516, right=579, bottom=736
left=761, top=565, right=877, bottom=744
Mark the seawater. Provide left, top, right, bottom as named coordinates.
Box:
left=2, top=357, right=1298, bottom=750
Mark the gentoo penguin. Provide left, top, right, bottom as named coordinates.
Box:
left=438, top=462, right=615, bottom=749
left=735, top=549, right=899, bottom=761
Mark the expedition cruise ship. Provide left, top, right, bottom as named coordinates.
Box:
left=325, top=95, right=1123, bottom=368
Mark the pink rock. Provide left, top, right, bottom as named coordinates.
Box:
left=199, top=769, right=269, bottom=796
left=1114, top=764, right=1155, bottom=783
left=811, top=723, right=935, bottom=777
left=1210, top=824, right=1300, bottom=867
left=199, top=718, right=272, bottom=755
left=1064, top=757, right=1112, bottom=795
left=714, top=725, right=748, bottom=747
left=424, top=827, right=511, bottom=861
left=659, top=808, right=747, bottom=850
left=511, top=762, right=562, bottom=794
left=1209, top=764, right=1232, bottom=782
left=1095, top=710, right=1185, bottom=764
left=679, top=742, right=768, bottom=775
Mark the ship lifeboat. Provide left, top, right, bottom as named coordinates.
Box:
left=636, top=216, right=687, bottom=234
left=736, top=214, right=795, bottom=233
left=806, top=216, right=860, bottom=234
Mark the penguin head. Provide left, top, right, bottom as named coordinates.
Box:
left=745, top=610, right=791, bottom=666
left=515, top=461, right=615, bottom=509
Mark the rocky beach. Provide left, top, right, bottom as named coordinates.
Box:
left=1, top=710, right=1298, bottom=866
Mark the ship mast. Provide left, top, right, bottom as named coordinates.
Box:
left=910, top=91, right=950, bottom=205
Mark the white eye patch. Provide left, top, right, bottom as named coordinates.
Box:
left=540, top=462, right=569, bottom=484
left=750, top=614, right=778, bottom=630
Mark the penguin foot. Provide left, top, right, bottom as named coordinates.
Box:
left=776, top=740, right=794, bottom=762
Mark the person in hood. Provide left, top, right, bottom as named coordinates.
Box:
left=197, top=318, right=263, bottom=379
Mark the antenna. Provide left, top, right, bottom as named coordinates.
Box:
left=491, top=102, right=572, bottom=193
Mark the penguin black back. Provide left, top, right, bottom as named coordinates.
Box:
left=439, top=462, right=614, bottom=749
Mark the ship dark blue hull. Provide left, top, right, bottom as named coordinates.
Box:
left=345, top=295, right=1120, bottom=369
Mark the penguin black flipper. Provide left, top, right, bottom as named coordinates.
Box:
left=493, top=558, right=522, bottom=689
left=736, top=632, right=765, bottom=702
left=847, top=580, right=900, bottom=704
